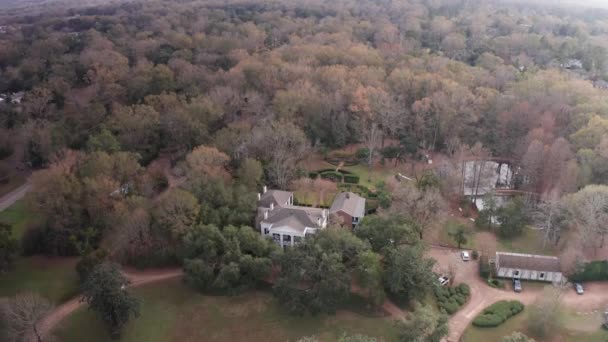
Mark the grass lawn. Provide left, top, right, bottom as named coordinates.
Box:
left=294, top=189, right=337, bottom=208
left=53, top=278, right=400, bottom=342
left=0, top=256, right=79, bottom=304
left=497, top=227, right=557, bottom=256
left=0, top=200, right=35, bottom=240
left=463, top=307, right=608, bottom=342
left=342, top=164, right=393, bottom=189
left=437, top=219, right=477, bottom=249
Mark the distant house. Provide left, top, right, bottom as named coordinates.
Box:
left=495, top=252, right=564, bottom=283
left=561, top=59, right=583, bottom=70
left=329, top=191, right=366, bottom=228
left=594, top=80, right=608, bottom=90
left=257, top=187, right=365, bottom=247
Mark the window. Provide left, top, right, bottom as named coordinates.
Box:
left=263, top=228, right=269, bottom=235
left=352, top=217, right=359, bottom=224
left=539, top=272, right=545, bottom=279
left=283, top=235, right=291, bottom=242
left=272, top=233, right=280, bottom=242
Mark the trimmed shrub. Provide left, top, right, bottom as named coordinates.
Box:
left=434, top=283, right=471, bottom=315
left=479, top=255, right=491, bottom=278
left=570, top=260, right=608, bottom=282
left=472, top=300, right=524, bottom=327
left=487, top=278, right=505, bottom=288
left=320, top=171, right=343, bottom=182
left=356, top=148, right=369, bottom=161
left=308, top=171, right=319, bottom=179
left=472, top=250, right=479, bottom=260
left=344, top=174, right=360, bottom=184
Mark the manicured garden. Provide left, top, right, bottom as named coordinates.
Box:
left=52, top=278, right=399, bottom=342
left=434, top=283, right=470, bottom=314
left=463, top=307, right=608, bottom=342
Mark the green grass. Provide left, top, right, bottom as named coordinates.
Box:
left=0, top=257, right=79, bottom=304
left=438, top=219, right=476, bottom=249
left=463, top=307, right=608, bottom=342
left=294, top=190, right=337, bottom=208
left=53, top=279, right=399, bottom=342
left=0, top=200, right=34, bottom=240
left=342, top=164, right=392, bottom=189
left=497, top=227, right=556, bottom=256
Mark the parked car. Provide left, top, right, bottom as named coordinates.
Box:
left=438, top=276, right=449, bottom=286
left=574, top=283, right=584, bottom=295
left=513, top=279, right=522, bottom=292
left=461, top=251, right=470, bottom=261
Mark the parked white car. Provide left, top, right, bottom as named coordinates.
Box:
left=461, top=251, right=470, bottom=261
left=438, top=276, right=449, bottom=286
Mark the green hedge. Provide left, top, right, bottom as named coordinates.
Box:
left=571, top=260, right=608, bottom=282
left=479, top=255, right=491, bottom=279
left=472, top=300, right=524, bottom=327
left=344, top=174, right=360, bottom=184
left=487, top=278, right=505, bottom=288
left=320, top=171, right=344, bottom=182
left=434, top=283, right=470, bottom=315
left=308, top=171, right=319, bottom=179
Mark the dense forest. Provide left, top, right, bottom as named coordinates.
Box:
left=3, top=1, right=608, bottom=338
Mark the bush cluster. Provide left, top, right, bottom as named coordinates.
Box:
left=479, top=255, right=492, bottom=278
left=570, top=260, right=608, bottom=282
left=434, top=283, right=470, bottom=315
left=320, top=171, right=344, bottom=182
left=487, top=278, right=504, bottom=288
left=472, top=300, right=524, bottom=327
left=343, top=174, right=360, bottom=184
left=325, top=151, right=359, bottom=166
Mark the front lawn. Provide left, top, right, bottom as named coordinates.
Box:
left=0, top=199, right=35, bottom=240
left=497, top=227, right=557, bottom=256
left=53, top=278, right=399, bottom=342
left=0, top=256, right=79, bottom=304
left=463, top=308, right=608, bottom=342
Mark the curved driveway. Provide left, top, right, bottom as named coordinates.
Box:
left=0, top=180, right=31, bottom=211
left=428, top=247, right=608, bottom=341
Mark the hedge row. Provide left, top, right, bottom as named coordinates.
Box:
left=337, top=183, right=374, bottom=197
left=320, top=171, right=343, bottom=182
left=310, top=170, right=360, bottom=184
left=434, top=283, right=470, bottom=315
left=472, top=300, right=524, bottom=327
left=570, top=260, right=608, bottom=282
left=344, top=174, right=360, bottom=184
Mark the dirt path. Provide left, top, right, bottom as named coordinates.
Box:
left=36, top=268, right=184, bottom=340
left=0, top=179, right=30, bottom=211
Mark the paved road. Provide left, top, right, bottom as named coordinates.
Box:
left=0, top=180, right=31, bottom=211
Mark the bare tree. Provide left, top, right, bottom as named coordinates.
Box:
left=249, top=120, right=311, bottom=188
left=566, top=185, right=608, bottom=250
left=527, top=287, right=562, bottom=339
left=532, top=190, right=567, bottom=248
left=387, top=182, right=446, bottom=239
left=2, top=293, right=52, bottom=342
